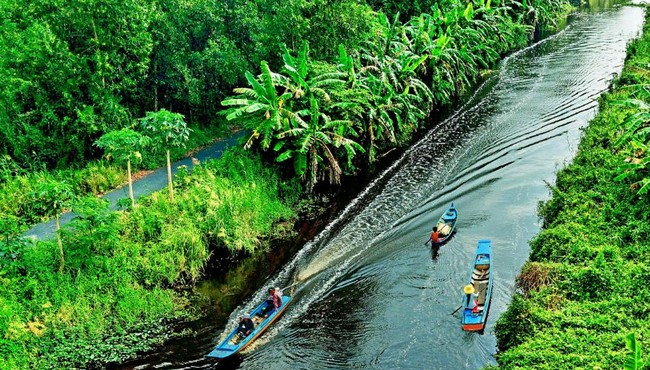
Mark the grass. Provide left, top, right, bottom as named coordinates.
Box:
left=0, top=148, right=298, bottom=369
left=0, top=123, right=225, bottom=231
left=493, top=9, right=650, bottom=369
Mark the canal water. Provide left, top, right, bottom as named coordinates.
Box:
left=119, top=4, right=646, bottom=370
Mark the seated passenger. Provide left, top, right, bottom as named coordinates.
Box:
left=472, top=299, right=480, bottom=315
left=261, top=287, right=283, bottom=318
left=237, top=314, right=254, bottom=337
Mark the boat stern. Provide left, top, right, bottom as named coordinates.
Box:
left=206, top=346, right=236, bottom=360
left=461, top=310, right=486, bottom=332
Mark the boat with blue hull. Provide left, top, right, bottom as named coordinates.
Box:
left=461, top=240, right=493, bottom=332
left=430, top=203, right=458, bottom=246
left=207, top=295, right=292, bottom=360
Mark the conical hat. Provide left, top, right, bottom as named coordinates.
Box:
left=464, top=284, right=475, bottom=294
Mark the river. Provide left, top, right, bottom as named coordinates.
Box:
left=118, top=4, right=646, bottom=370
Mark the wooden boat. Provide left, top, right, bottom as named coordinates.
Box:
left=461, top=240, right=493, bottom=332
left=431, top=203, right=458, bottom=245
left=207, top=294, right=292, bottom=360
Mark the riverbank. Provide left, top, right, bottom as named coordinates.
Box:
left=494, top=6, right=650, bottom=369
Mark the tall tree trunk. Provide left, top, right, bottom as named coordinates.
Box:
left=167, top=149, right=174, bottom=202
left=154, top=59, right=159, bottom=111
left=56, top=214, right=64, bottom=274
left=127, top=159, right=135, bottom=207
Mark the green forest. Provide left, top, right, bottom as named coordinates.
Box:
left=11, top=0, right=649, bottom=368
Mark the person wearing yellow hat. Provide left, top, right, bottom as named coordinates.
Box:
left=464, top=284, right=476, bottom=310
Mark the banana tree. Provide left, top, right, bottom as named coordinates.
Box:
left=624, top=333, right=645, bottom=370
left=221, top=61, right=294, bottom=150
left=94, top=128, right=150, bottom=207
left=337, top=45, right=358, bottom=88
left=275, top=97, right=364, bottom=191
left=140, top=109, right=191, bottom=202
left=359, top=12, right=405, bottom=69
left=279, top=42, right=346, bottom=102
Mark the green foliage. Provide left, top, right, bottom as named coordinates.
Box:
left=612, top=89, right=650, bottom=194
left=365, top=0, right=452, bottom=20
left=0, top=161, right=126, bottom=229
left=495, top=294, right=542, bottom=350
left=276, top=97, right=365, bottom=191
left=0, top=0, right=154, bottom=167
left=0, top=0, right=579, bottom=366
left=495, top=10, right=650, bottom=369
left=0, top=0, right=566, bottom=173
left=94, top=128, right=150, bottom=165
left=0, top=214, right=28, bottom=276
left=0, top=148, right=297, bottom=368
left=222, top=61, right=295, bottom=150
left=140, top=109, right=191, bottom=201
left=301, top=1, right=379, bottom=61
left=221, top=0, right=563, bottom=190
left=29, top=180, right=74, bottom=220
left=625, top=333, right=645, bottom=370
left=62, top=197, right=119, bottom=273
left=140, top=109, right=191, bottom=151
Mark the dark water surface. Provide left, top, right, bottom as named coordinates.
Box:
left=119, top=6, right=646, bottom=370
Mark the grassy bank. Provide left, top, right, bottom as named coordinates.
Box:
left=0, top=149, right=299, bottom=368
left=494, top=8, right=650, bottom=369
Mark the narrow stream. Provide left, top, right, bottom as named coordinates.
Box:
left=118, top=4, right=646, bottom=370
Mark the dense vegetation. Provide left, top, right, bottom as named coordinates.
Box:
left=0, top=149, right=298, bottom=368
left=0, top=0, right=568, bottom=170
left=0, top=0, right=574, bottom=368
left=222, top=0, right=572, bottom=191
left=494, top=9, right=650, bottom=369
left=1, top=0, right=571, bottom=229
left=0, top=0, right=378, bottom=169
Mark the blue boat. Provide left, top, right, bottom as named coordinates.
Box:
left=461, top=240, right=493, bottom=332
left=207, top=295, right=292, bottom=359
left=429, top=203, right=458, bottom=245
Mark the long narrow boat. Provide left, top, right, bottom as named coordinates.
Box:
left=461, top=240, right=493, bottom=332
left=207, top=294, right=292, bottom=360
left=431, top=203, right=458, bottom=246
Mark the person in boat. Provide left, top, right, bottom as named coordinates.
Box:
left=237, top=314, right=254, bottom=337
left=262, top=287, right=283, bottom=318
left=464, top=284, right=475, bottom=308
left=472, top=299, right=480, bottom=315
left=428, top=226, right=440, bottom=245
